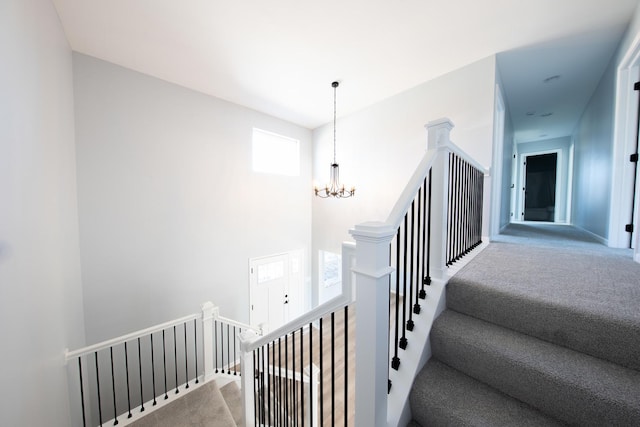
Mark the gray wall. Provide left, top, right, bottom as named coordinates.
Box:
left=73, top=54, right=313, bottom=343
left=312, top=56, right=496, bottom=306
left=572, top=55, right=616, bottom=240
left=0, top=0, right=86, bottom=425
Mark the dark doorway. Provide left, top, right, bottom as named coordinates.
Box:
left=524, top=153, right=557, bottom=222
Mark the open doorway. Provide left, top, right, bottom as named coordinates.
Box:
left=521, top=152, right=558, bottom=222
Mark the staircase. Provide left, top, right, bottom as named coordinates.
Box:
left=129, top=378, right=242, bottom=427
left=409, top=224, right=640, bottom=426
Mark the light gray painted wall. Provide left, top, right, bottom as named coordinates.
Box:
left=0, top=0, right=86, bottom=425
left=73, top=54, right=312, bottom=343
left=514, top=137, right=572, bottom=223
left=312, top=56, right=496, bottom=306
left=571, top=56, right=617, bottom=240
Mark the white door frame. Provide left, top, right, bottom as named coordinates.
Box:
left=611, top=32, right=640, bottom=259
left=517, top=149, right=562, bottom=223
left=490, top=84, right=506, bottom=238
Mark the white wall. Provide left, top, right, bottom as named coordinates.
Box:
left=0, top=0, right=86, bottom=425
left=500, top=108, right=515, bottom=228
left=312, top=57, right=496, bottom=305
left=514, top=137, right=573, bottom=223
left=494, top=66, right=516, bottom=231
left=572, top=56, right=617, bottom=240
left=73, top=54, right=312, bottom=343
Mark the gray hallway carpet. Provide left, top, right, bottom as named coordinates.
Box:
left=410, top=223, right=640, bottom=426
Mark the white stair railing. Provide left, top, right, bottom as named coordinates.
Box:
left=66, top=118, right=489, bottom=427
left=350, top=118, right=490, bottom=426
left=65, top=301, right=260, bottom=427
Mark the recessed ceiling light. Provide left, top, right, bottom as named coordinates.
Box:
left=540, top=112, right=553, bottom=117
left=543, top=75, right=561, bottom=83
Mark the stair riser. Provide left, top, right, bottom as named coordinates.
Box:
left=431, top=313, right=640, bottom=426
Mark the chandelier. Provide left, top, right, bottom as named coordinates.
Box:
left=314, top=81, right=355, bottom=198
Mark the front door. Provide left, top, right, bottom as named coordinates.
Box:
left=249, top=254, right=289, bottom=333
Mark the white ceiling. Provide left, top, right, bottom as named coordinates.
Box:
left=52, top=0, right=639, bottom=130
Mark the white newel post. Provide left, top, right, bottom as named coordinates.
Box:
left=239, top=330, right=258, bottom=427
left=349, top=222, right=396, bottom=427
left=201, top=301, right=219, bottom=382
left=425, top=118, right=454, bottom=280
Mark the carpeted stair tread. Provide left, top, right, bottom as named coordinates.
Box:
left=220, top=381, right=243, bottom=427
left=410, top=359, right=564, bottom=427
left=129, top=380, right=237, bottom=427
left=447, top=242, right=640, bottom=370
left=431, top=310, right=640, bottom=426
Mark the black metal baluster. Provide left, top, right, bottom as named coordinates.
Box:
left=260, top=346, right=269, bottom=424
left=388, top=244, right=392, bottom=393
left=458, top=156, right=464, bottom=259
left=173, top=326, right=179, bottom=394
left=221, top=322, right=225, bottom=373
left=425, top=170, right=433, bottom=289
left=124, top=342, right=132, bottom=418
left=465, top=161, right=471, bottom=254
left=414, top=186, right=423, bottom=313
left=162, top=330, right=168, bottom=400
left=400, top=214, right=408, bottom=350
left=467, top=162, right=473, bottom=253
left=292, top=330, right=296, bottom=426
left=319, top=317, right=324, bottom=427
left=267, top=343, right=271, bottom=427
left=300, top=327, right=304, bottom=427
left=184, top=323, right=189, bottom=389
left=78, top=358, right=87, bottom=427
left=420, top=176, right=428, bottom=299
left=150, top=334, right=157, bottom=406
left=194, top=319, right=199, bottom=384
left=473, top=167, right=479, bottom=248
left=94, top=351, right=103, bottom=427
left=279, top=337, right=282, bottom=426
left=285, top=334, right=289, bottom=427
left=453, top=155, right=460, bottom=261
left=227, top=324, right=231, bottom=374
left=447, top=153, right=454, bottom=264
left=109, top=347, right=118, bottom=425
left=234, top=326, right=238, bottom=376
left=344, top=306, right=348, bottom=427
left=451, top=155, right=460, bottom=264
left=137, top=337, right=145, bottom=412
left=407, top=199, right=415, bottom=331
left=391, top=227, right=401, bottom=369
left=253, top=350, right=258, bottom=426
left=309, top=321, right=313, bottom=427
left=331, top=312, right=335, bottom=426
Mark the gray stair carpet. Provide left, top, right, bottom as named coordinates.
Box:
left=220, top=381, right=243, bottom=427
left=130, top=380, right=237, bottom=427
left=409, top=224, right=640, bottom=426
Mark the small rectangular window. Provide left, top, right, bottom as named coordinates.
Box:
left=319, top=250, right=341, bottom=288
left=252, top=128, right=300, bottom=176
